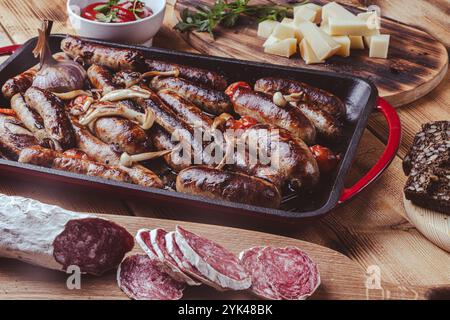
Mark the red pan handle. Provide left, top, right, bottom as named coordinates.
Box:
left=0, top=44, right=21, bottom=56
left=338, top=97, right=401, bottom=204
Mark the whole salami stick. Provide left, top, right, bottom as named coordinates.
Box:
left=0, top=194, right=134, bottom=275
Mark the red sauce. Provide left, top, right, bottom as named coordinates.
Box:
left=81, top=1, right=152, bottom=23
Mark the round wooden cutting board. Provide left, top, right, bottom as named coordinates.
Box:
left=172, top=0, right=448, bottom=107
left=403, top=195, right=450, bottom=253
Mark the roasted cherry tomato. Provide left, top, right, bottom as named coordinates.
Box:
left=81, top=2, right=105, bottom=21
left=227, top=116, right=259, bottom=131
left=309, top=145, right=340, bottom=174
left=0, top=108, right=16, bottom=116
left=225, top=82, right=251, bottom=98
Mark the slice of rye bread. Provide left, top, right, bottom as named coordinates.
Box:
left=403, top=121, right=449, bottom=175
left=404, top=166, right=450, bottom=214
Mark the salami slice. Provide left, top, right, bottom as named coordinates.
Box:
left=240, top=246, right=320, bottom=300
left=117, top=254, right=185, bottom=300
left=165, top=231, right=219, bottom=289
left=0, top=194, right=134, bottom=275
left=175, top=226, right=251, bottom=291
left=136, top=228, right=200, bottom=286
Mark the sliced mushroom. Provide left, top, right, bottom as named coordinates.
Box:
left=100, top=86, right=152, bottom=102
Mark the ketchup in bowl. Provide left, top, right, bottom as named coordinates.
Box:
left=81, top=0, right=152, bottom=23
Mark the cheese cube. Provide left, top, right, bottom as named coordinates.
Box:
left=281, top=18, right=303, bottom=41
left=294, top=6, right=317, bottom=24
left=299, top=39, right=324, bottom=64
left=303, top=3, right=323, bottom=24
left=369, top=35, right=390, bottom=58
left=322, top=2, right=357, bottom=21
left=328, top=17, right=379, bottom=36
left=349, top=36, right=365, bottom=49
left=264, top=38, right=297, bottom=58
left=263, top=35, right=280, bottom=47
left=271, top=23, right=296, bottom=39
left=332, top=36, right=351, bottom=57
left=298, top=21, right=341, bottom=60
left=357, top=11, right=381, bottom=32
left=257, top=20, right=280, bottom=38
left=281, top=17, right=294, bottom=25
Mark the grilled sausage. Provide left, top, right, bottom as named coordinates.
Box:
left=24, top=87, right=75, bottom=151
left=61, top=36, right=145, bottom=71
left=19, top=146, right=133, bottom=184
left=229, top=86, right=316, bottom=145
left=93, top=117, right=152, bottom=155
left=10, top=93, right=49, bottom=144
left=71, top=118, right=163, bottom=189
left=150, top=126, right=190, bottom=172
left=113, top=71, right=142, bottom=88
left=157, top=89, right=213, bottom=131
left=150, top=77, right=232, bottom=115
left=0, top=114, right=40, bottom=160
left=254, top=77, right=346, bottom=119
left=229, top=124, right=320, bottom=191
left=87, top=64, right=119, bottom=94
left=176, top=166, right=281, bottom=208
left=1, top=53, right=68, bottom=99
left=145, top=59, right=228, bottom=90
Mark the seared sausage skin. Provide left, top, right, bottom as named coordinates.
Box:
left=10, top=93, right=49, bottom=144
left=2, top=70, right=36, bottom=99
left=19, top=146, right=133, bottom=184
left=61, top=36, right=145, bottom=71
left=145, top=59, right=228, bottom=90
left=229, top=124, right=320, bottom=191
left=150, top=77, right=232, bottom=115
left=157, top=89, right=213, bottom=131
left=254, top=77, right=346, bottom=119
left=230, top=87, right=316, bottom=145
left=0, top=114, right=40, bottom=160
left=150, top=126, right=191, bottom=172
left=176, top=166, right=282, bottom=209
left=24, top=87, right=75, bottom=151
left=87, top=64, right=119, bottom=94
left=93, top=117, right=152, bottom=155
left=70, top=118, right=163, bottom=188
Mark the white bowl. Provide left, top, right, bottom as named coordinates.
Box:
left=67, top=0, right=166, bottom=45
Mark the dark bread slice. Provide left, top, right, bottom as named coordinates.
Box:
left=403, top=121, right=449, bottom=175
left=404, top=166, right=450, bottom=214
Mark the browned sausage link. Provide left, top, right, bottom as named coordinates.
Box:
left=295, top=102, right=343, bottom=142
left=61, top=36, right=145, bottom=71
left=0, top=114, right=40, bottom=160
left=229, top=124, right=320, bottom=191
left=157, top=89, right=213, bottom=132
left=150, top=126, right=191, bottom=172
left=113, top=71, right=142, bottom=88
left=10, top=93, right=49, bottom=145
left=18, top=146, right=133, bottom=184
left=87, top=64, right=120, bottom=94
left=62, top=148, right=94, bottom=161
left=150, top=77, right=232, bottom=115
left=230, top=87, right=316, bottom=145
left=93, top=117, right=152, bottom=155
left=145, top=59, right=228, bottom=90
left=70, top=118, right=163, bottom=188
left=176, top=166, right=282, bottom=209
left=254, top=77, right=346, bottom=119
left=2, top=70, right=36, bottom=99
left=24, top=87, right=75, bottom=151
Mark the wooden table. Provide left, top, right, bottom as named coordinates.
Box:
left=0, top=0, right=448, bottom=298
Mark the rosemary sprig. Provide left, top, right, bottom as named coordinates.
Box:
left=175, top=0, right=308, bottom=38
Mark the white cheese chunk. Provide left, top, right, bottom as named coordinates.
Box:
left=349, top=36, right=365, bottom=49
left=299, top=39, right=324, bottom=64
left=294, top=6, right=317, bottom=24
left=332, top=36, right=351, bottom=57
left=271, top=23, right=296, bottom=39
left=357, top=11, right=381, bottom=33
left=279, top=18, right=303, bottom=41
left=369, top=34, right=390, bottom=58
left=298, top=21, right=341, bottom=60
left=303, top=3, right=323, bottom=24
left=263, top=35, right=280, bottom=47
left=257, top=20, right=280, bottom=38
left=322, top=1, right=357, bottom=21
left=281, top=17, right=294, bottom=25
left=328, top=17, right=379, bottom=36
left=264, top=38, right=297, bottom=57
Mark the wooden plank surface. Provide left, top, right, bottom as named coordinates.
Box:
left=173, top=0, right=448, bottom=107
left=0, top=0, right=448, bottom=299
